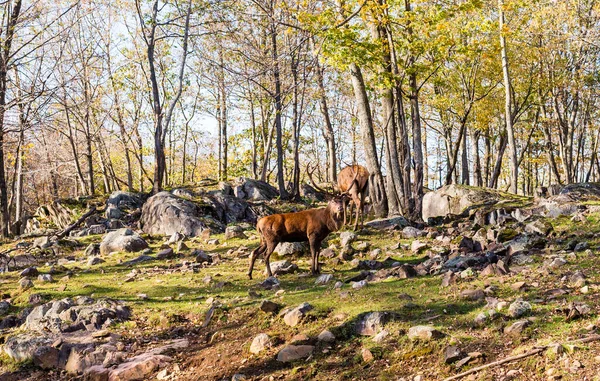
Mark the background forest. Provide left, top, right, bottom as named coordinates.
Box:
left=0, top=0, right=598, bottom=234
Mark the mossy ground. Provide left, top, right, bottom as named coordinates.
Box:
left=2, top=207, right=600, bottom=380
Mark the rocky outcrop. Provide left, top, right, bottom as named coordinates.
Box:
left=233, top=177, right=279, bottom=201
left=139, top=192, right=215, bottom=236
left=100, top=228, right=148, bottom=255
left=422, top=185, right=517, bottom=222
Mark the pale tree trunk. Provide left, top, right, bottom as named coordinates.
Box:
left=137, top=0, right=191, bottom=193
left=349, top=62, right=388, bottom=217
left=472, top=129, right=483, bottom=187
left=499, top=0, right=518, bottom=193
left=218, top=47, right=228, bottom=180
left=461, top=127, right=469, bottom=184
left=368, top=7, right=403, bottom=215
left=314, top=55, right=337, bottom=183
left=270, top=17, right=288, bottom=199
left=409, top=74, right=424, bottom=219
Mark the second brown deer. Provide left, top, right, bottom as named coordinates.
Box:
left=308, top=164, right=370, bottom=231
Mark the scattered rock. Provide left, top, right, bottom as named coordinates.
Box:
left=250, top=333, right=271, bottom=354
left=99, top=228, right=148, bottom=256
left=361, top=347, right=374, bottom=363
left=32, top=345, right=60, bottom=370
left=156, top=248, right=175, bottom=260
left=274, top=242, right=308, bottom=256
left=443, top=345, right=465, bottom=364
left=402, top=226, right=424, bottom=238
left=508, top=300, right=532, bottom=318
left=225, top=225, right=247, bottom=240
left=548, top=257, right=567, bottom=269
left=524, top=220, right=553, bottom=235
left=460, top=289, right=485, bottom=301
left=87, top=257, right=105, bottom=266
left=19, top=277, right=34, bottom=290
left=339, top=231, right=357, bottom=247
left=317, top=330, right=335, bottom=343
left=267, top=260, right=298, bottom=276
left=259, top=300, right=281, bottom=314
left=411, top=240, right=428, bottom=253
left=407, top=325, right=443, bottom=341
left=276, top=345, right=314, bottom=362
left=283, top=303, right=313, bottom=327
left=108, top=352, right=172, bottom=380
left=356, top=312, right=390, bottom=336
left=504, top=319, right=531, bottom=335
left=37, top=274, right=54, bottom=283
left=20, top=267, right=39, bottom=277
left=315, top=274, right=334, bottom=285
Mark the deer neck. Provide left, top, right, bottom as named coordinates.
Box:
left=325, top=208, right=342, bottom=232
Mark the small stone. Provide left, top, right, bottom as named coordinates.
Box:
left=20, top=267, right=39, bottom=277
left=504, top=319, right=531, bottom=335
left=37, top=274, right=54, bottom=283
left=548, top=257, right=567, bottom=268
left=156, top=248, right=175, bottom=260
left=315, top=274, right=334, bottom=285
left=317, top=330, right=335, bottom=343
left=259, top=300, right=281, bottom=314
left=276, top=345, right=314, bottom=362
left=361, top=347, right=374, bottom=363
left=283, top=303, right=313, bottom=327
left=334, top=281, right=343, bottom=289
left=407, top=325, right=443, bottom=341
left=411, top=240, right=428, bottom=253
left=441, top=271, right=456, bottom=287
left=232, top=374, right=247, bottom=381
left=508, top=300, right=532, bottom=318
left=339, top=231, right=357, bottom=247
left=352, top=280, right=368, bottom=289
left=511, top=281, right=527, bottom=291
left=19, top=277, right=34, bottom=290
left=250, top=333, right=271, bottom=354
left=443, top=345, right=464, bottom=364
left=372, top=330, right=389, bottom=343
left=460, top=268, right=475, bottom=279
left=574, top=242, right=589, bottom=252
left=87, top=256, right=105, bottom=266
left=460, top=289, right=485, bottom=301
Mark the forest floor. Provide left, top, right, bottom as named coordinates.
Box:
left=2, top=202, right=600, bottom=380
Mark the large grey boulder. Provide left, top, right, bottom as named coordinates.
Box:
left=139, top=192, right=212, bottom=237
left=274, top=242, right=308, bottom=256
left=422, top=185, right=515, bottom=222
left=202, top=192, right=259, bottom=225
left=3, top=334, right=54, bottom=362
left=107, top=191, right=143, bottom=210
left=233, top=177, right=278, bottom=201
left=100, top=228, right=148, bottom=255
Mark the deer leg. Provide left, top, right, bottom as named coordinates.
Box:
left=248, top=243, right=266, bottom=279
left=264, top=241, right=277, bottom=277
left=309, top=237, right=322, bottom=275
left=353, top=196, right=361, bottom=231
left=342, top=198, right=349, bottom=226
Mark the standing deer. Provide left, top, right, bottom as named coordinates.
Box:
left=308, top=164, right=370, bottom=231
left=248, top=194, right=350, bottom=279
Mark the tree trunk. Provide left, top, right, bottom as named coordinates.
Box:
left=315, top=56, right=337, bottom=183
left=409, top=73, right=424, bottom=219
left=499, top=0, right=518, bottom=193
left=271, top=18, right=288, bottom=199
left=349, top=62, right=388, bottom=217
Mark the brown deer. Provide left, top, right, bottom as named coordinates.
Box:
left=248, top=174, right=358, bottom=280
left=308, top=164, right=370, bottom=231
